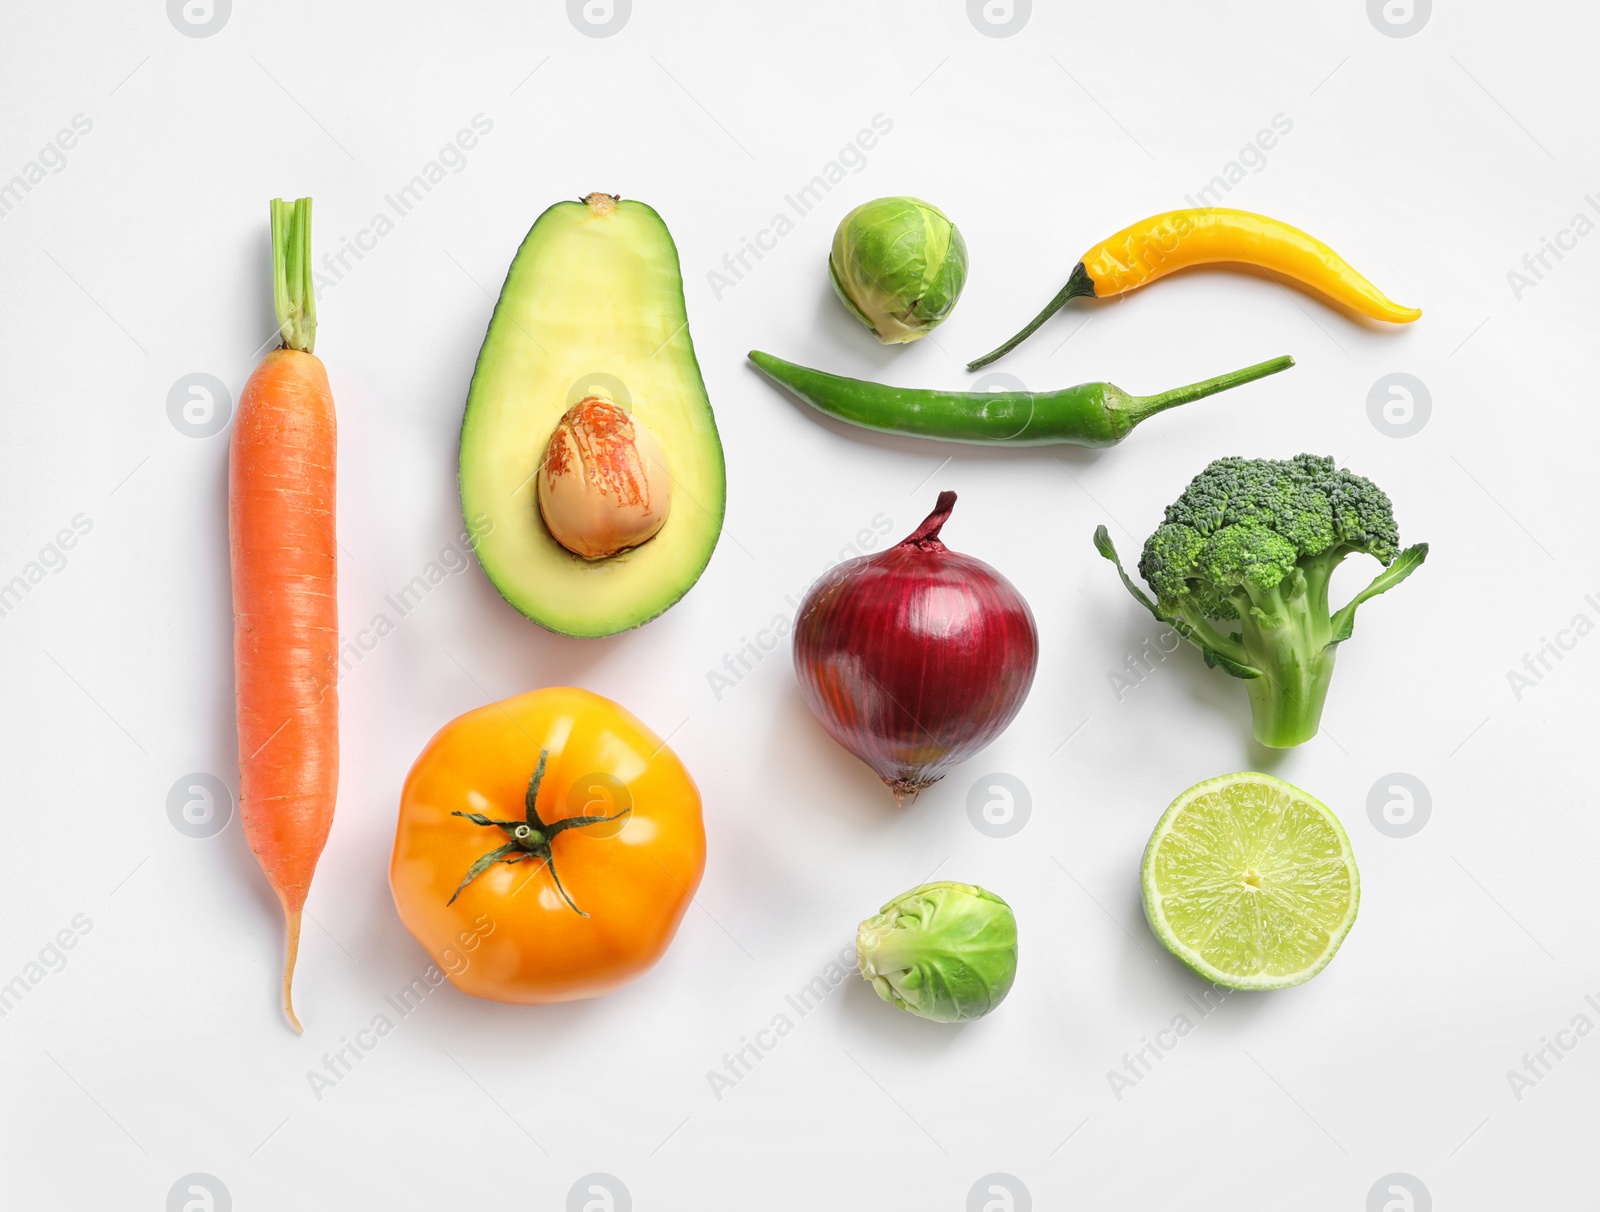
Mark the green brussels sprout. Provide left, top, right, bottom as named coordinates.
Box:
left=855, top=881, right=1017, bottom=1022
left=829, top=197, right=969, bottom=344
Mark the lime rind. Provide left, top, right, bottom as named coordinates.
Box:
left=1141, top=771, right=1359, bottom=991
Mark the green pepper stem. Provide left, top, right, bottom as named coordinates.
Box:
left=270, top=197, right=317, bottom=354
left=966, top=262, right=1094, bottom=371
left=1124, top=355, right=1294, bottom=426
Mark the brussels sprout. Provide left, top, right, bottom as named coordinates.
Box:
left=829, top=197, right=969, bottom=344
left=855, top=881, right=1016, bottom=1022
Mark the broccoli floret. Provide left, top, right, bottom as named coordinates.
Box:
left=1095, top=454, right=1427, bottom=747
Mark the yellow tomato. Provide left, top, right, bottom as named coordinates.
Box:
left=390, top=686, right=705, bottom=1004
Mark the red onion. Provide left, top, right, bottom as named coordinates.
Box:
left=793, top=492, right=1039, bottom=801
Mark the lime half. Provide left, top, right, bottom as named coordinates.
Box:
left=1142, top=772, right=1359, bottom=990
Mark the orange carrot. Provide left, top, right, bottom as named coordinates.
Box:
left=230, top=197, right=338, bottom=1033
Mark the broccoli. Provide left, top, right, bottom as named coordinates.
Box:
left=1094, top=454, right=1428, bottom=747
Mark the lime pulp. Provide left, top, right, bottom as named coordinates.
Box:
left=1141, top=771, right=1360, bottom=990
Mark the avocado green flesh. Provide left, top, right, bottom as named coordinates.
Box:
left=459, top=199, right=725, bottom=637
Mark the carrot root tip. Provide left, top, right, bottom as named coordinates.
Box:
left=283, top=908, right=305, bottom=1034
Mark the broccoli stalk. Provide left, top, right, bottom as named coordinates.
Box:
left=1094, top=454, right=1428, bottom=748
left=1233, top=566, right=1338, bottom=747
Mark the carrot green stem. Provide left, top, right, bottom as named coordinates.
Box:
left=1124, top=355, right=1295, bottom=427
left=271, top=197, right=317, bottom=354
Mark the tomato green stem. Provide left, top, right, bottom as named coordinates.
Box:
left=447, top=748, right=631, bottom=911
left=271, top=197, right=317, bottom=354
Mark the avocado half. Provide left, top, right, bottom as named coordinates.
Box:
left=459, top=194, right=726, bottom=637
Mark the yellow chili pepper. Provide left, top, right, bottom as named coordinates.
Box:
left=969, top=208, right=1421, bottom=370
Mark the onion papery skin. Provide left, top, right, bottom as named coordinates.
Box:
left=792, top=493, right=1039, bottom=799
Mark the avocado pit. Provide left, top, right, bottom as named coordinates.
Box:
left=537, top=396, right=671, bottom=560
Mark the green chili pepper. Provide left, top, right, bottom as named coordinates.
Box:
left=747, top=351, right=1293, bottom=448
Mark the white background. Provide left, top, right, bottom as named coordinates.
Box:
left=2, top=1, right=1596, bottom=1208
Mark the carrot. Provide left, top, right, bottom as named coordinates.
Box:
left=230, top=197, right=338, bottom=1033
